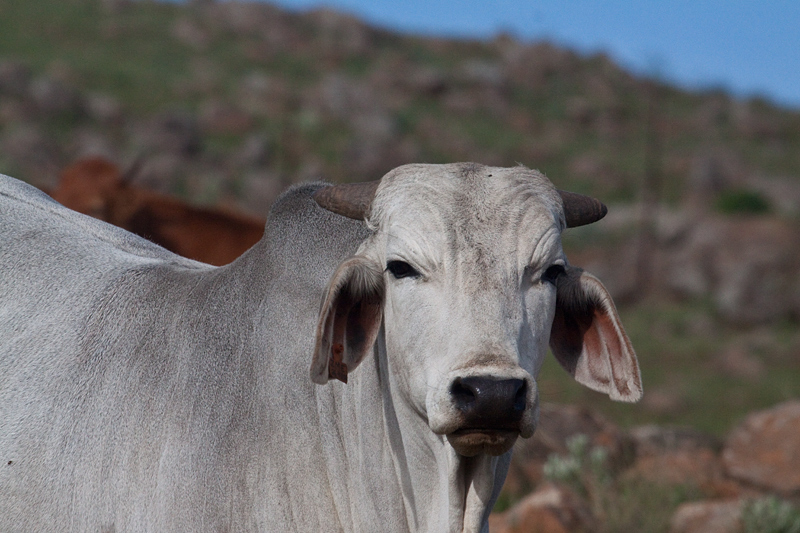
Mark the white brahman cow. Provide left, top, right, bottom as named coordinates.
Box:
left=0, top=162, right=641, bottom=532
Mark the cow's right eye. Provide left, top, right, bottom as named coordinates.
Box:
left=541, top=264, right=565, bottom=285
left=387, top=261, right=419, bottom=279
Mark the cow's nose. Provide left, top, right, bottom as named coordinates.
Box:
left=450, top=376, right=527, bottom=429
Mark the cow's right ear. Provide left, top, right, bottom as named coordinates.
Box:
left=310, top=256, right=385, bottom=385
left=549, top=267, right=642, bottom=402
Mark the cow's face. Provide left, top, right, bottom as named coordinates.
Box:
left=310, top=163, right=642, bottom=457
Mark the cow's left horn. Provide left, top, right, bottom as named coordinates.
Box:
left=558, top=190, right=608, bottom=227
left=313, top=181, right=380, bottom=220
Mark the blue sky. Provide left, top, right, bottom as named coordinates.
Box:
left=268, top=0, right=800, bottom=110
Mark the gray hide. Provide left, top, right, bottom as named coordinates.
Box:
left=0, top=163, right=640, bottom=532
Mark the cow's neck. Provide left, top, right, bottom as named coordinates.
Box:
left=384, top=392, right=504, bottom=532
left=371, top=336, right=506, bottom=533
left=311, top=342, right=503, bottom=533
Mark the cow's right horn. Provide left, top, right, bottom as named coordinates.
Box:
left=558, top=190, right=608, bottom=227
left=313, top=181, right=380, bottom=220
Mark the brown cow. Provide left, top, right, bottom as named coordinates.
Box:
left=51, top=157, right=265, bottom=266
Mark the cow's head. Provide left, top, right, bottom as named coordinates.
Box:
left=51, top=157, right=124, bottom=220
left=310, top=163, right=641, bottom=457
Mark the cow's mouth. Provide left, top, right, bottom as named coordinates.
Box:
left=446, top=428, right=520, bottom=457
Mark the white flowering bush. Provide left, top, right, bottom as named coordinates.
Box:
left=742, top=496, right=800, bottom=533
left=542, top=433, right=611, bottom=521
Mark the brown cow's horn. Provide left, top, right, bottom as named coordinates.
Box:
left=120, top=154, right=146, bottom=184
left=313, top=181, right=380, bottom=220
left=558, top=190, right=608, bottom=227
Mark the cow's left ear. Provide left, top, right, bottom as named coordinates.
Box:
left=549, top=267, right=642, bottom=402
left=310, top=256, right=385, bottom=385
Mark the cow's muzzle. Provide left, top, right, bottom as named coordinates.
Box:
left=446, top=376, right=527, bottom=456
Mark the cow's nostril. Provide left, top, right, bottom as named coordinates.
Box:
left=450, top=376, right=527, bottom=423
left=513, top=380, right=527, bottom=412
left=450, top=378, right=477, bottom=408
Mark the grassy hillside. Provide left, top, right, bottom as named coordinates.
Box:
left=2, top=0, right=799, bottom=198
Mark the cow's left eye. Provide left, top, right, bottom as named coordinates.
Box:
left=387, top=260, right=419, bottom=279
left=541, top=264, right=565, bottom=285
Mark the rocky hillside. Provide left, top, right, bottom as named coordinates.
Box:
left=1, top=0, right=799, bottom=208
left=492, top=400, right=800, bottom=533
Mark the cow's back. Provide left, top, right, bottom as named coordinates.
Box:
left=0, top=175, right=215, bottom=530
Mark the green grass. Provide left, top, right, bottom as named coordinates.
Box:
left=601, top=478, right=702, bottom=533
left=715, top=188, right=772, bottom=214
left=0, top=0, right=193, bottom=112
